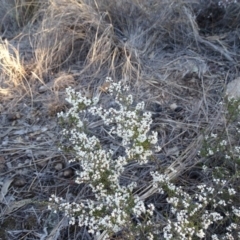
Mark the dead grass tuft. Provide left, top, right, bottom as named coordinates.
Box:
left=0, top=39, right=26, bottom=97
left=33, top=0, right=201, bottom=82
left=13, top=0, right=42, bottom=27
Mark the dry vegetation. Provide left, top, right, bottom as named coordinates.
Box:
left=0, top=0, right=240, bottom=239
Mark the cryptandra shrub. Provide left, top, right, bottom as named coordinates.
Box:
left=49, top=77, right=240, bottom=239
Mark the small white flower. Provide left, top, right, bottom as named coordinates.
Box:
left=211, top=234, right=219, bottom=240
left=232, top=207, right=240, bottom=217
left=208, top=148, right=214, bottom=156
left=137, top=134, right=147, bottom=143
left=136, top=102, right=145, bottom=110
left=196, top=229, right=205, bottom=238
left=202, top=165, right=208, bottom=171
left=220, top=140, right=227, bottom=146
left=225, top=154, right=231, bottom=159
left=228, top=188, right=236, bottom=195
left=211, top=133, right=217, bottom=138
left=92, top=96, right=99, bottom=105
left=155, top=145, right=162, bottom=152
left=149, top=131, right=158, bottom=144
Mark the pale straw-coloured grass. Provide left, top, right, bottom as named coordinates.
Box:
left=0, top=39, right=26, bottom=96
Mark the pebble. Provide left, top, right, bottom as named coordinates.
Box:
left=7, top=113, right=21, bottom=121
left=13, top=176, right=27, bottom=187
left=63, top=168, right=74, bottom=178
left=170, top=103, right=178, bottom=111
left=54, top=162, right=63, bottom=171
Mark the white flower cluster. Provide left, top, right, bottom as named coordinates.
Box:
left=152, top=173, right=240, bottom=239
left=88, top=78, right=158, bottom=164
left=197, top=98, right=240, bottom=239
left=218, top=0, right=237, bottom=8
left=204, top=130, right=240, bottom=162
left=49, top=77, right=240, bottom=239
left=49, top=77, right=159, bottom=237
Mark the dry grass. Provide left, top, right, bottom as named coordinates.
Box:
left=0, top=0, right=240, bottom=239
left=0, top=39, right=26, bottom=96
left=33, top=0, right=204, bottom=81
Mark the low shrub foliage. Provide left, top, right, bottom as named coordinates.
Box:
left=49, top=77, right=240, bottom=240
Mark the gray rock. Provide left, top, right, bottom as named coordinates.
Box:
left=226, top=77, right=240, bottom=100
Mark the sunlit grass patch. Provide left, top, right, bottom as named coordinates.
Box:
left=0, top=39, right=27, bottom=97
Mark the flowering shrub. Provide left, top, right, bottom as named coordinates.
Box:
left=198, top=97, right=240, bottom=239
left=49, top=77, right=158, bottom=239
left=218, top=0, right=238, bottom=8
left=150, top=166, right=240, bottom=239
left=49, top=77, right=240, bottom=239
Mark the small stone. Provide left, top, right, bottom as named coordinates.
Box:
left=36, top=136, right=42, bottom=141
left=170, top=103, right=178, bottom=111
left=2, top=140, right=8, bottom=146
left=41, top=126, right=48, bottom=132
left=38, top=85, right=48, bottom=93
left=226, top=77, right=240, bottom=100
left=25, top=149, right=32, bottom=158
left=63, top=168, right=74, bottom=178
left=36, top=160, right=47, bottom=168
left=0, top=104, right=4, bottom=112
left=0, top=156, right=5, bottom=165
left=7, top=113, right=21, bottom=121
left=0, top=156, right=5, bottom=173
left=166, top=146, right=180, bottom=157
left=13, top=176, right=27, bottom=187
left=54, top=163, right=63, bottom=171
left=6, top=161, right=12, bottom=169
